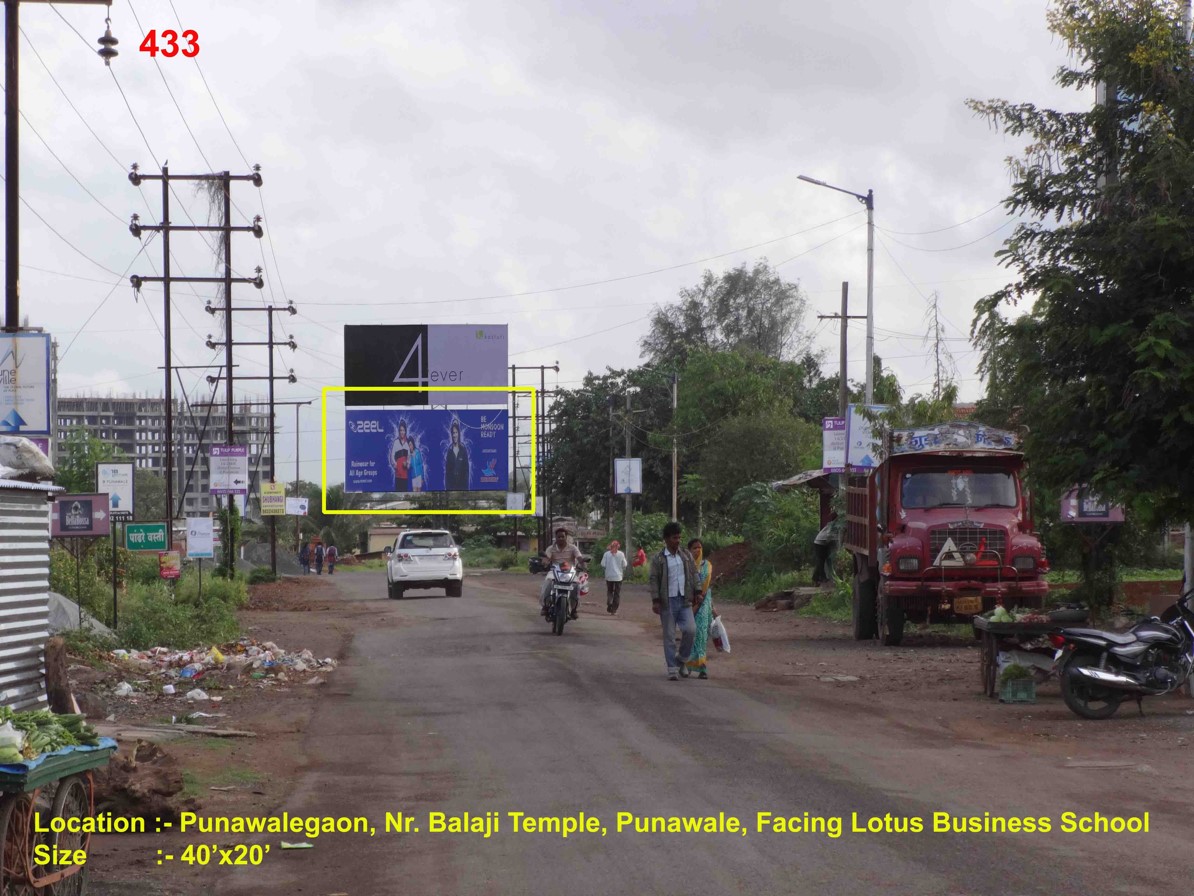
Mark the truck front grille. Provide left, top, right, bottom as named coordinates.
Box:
left=929, top=526, right=1006, bottom=563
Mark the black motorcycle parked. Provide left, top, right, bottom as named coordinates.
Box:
left=1050, top=589, right=1194, bottom=720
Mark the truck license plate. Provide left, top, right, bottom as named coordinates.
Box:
left=954, top=596, right=983, bottom=615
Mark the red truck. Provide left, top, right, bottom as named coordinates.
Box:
left=843, top=421, right=1048, bottom=645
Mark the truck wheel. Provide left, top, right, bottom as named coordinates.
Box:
left=852, top=576, right=877, bottom=641
left=879, top=594, right=905, bottom=646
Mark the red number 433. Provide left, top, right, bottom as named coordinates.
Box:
left=139, top=29, right=199, bottom=58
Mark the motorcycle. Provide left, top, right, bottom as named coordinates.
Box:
left=1050, top=589, right=1194, bottom=720
left=544, top=563, right=589, bottom=636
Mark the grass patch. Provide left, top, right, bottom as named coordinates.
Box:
left=340, top=559, right=386, bottom=571
left=796, top=579, right=852, bottom=623
left=61, top=627, right=118, bottom=667
left=1047, top=567, right=1182, bottom=584
left=715, top=570, right=806, bottom=604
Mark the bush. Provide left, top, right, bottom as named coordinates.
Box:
left=496, top=551, right=518, bottom=571
left=247, top=568, right=278, bottom=585
left=117, top=580, right=240, bottom=650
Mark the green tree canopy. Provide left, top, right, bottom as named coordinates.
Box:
left=55, top=428, right=117, bottom=493
left=640, top=260, right=814, bottom=366
left=969, top=0, right=1194, bottom=518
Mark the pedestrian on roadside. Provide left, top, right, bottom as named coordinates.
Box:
left=299, top=542, right=310, bottom=575
left=812, top=513, right=841, bottom=588
left=601, top=539, right=628, bottom=615
left=648, top=521, right=701, bottom=680
left=326, top=544, right=339, bottom=575
left=632, top=546, right=647, bottom=569
left=314, top=542, right=325, bottom=575
left=685, top=538, right=714, bottom=679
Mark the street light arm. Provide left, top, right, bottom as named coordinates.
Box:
left=798, top=174, right=870, bottom=207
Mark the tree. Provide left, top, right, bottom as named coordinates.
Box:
left=54, top=427, right=118, bottom=492
left=695, top=408, right=819, bottom=503
left=640, top=261, right=814, bottom=366
left=969, top=0, right=1194, bottom=518
left=134, top=469, right=166, bottom=521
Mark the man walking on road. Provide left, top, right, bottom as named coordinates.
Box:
left=601, top=539, right=628, bottom=615
left=648, top=521, right=700, bottom=680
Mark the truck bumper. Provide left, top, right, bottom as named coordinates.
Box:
left=881, top=577, right=1048, bottom=617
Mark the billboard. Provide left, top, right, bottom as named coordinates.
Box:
left=0, top=332, right=51, bottom=434
left=846, top=404, right=889, bottom=470
left=260, top=482, right=286, bottom=516
left=187, top=517, right=214, bottom=559
left=614, top=458, right=642, bottom=495
left=51, top=494, right=110, bottom=537
left=822, top=417, right=846, bottom=473
left=343, top=325, right=508, bottom=406
left=209, top=445, right=250, bottom=495
left=345, top=409, right=508, bottom=493
left=97, top=462, right=135, bottom=520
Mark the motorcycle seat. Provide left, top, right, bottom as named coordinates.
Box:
left=1062, top=627, right=1137, bottom=644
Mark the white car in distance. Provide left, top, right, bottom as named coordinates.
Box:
left=385, top=529, right=464, bottom=599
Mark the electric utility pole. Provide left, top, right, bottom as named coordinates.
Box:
left=129, top=165, right=264, bottom=530
left=817, top=282, right=866, bottom=418
left=206, top=302, right=298, bottom=574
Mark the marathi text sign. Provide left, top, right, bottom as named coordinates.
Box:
left=125, top=522, right=169, bottom=552
left=51, top=494, right=109, bottom=537
left=345, top=409, right=508, bottom=493
left=822, top=417, right=846, bottom=473
left=159, top=551, right=181, bottom=580
left=209, top=445, right=250, bottom=495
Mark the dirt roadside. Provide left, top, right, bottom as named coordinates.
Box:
left=80, top=570, right=1194, bottom=892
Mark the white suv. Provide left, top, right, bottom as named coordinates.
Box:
left=385, top=529, right=464, bottom=599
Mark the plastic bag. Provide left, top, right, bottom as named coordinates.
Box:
left=710, top=617, right=731, bottom=654
left=578, top=572, right=590, bottom=597
left=0, top=721, right=23, bottom=752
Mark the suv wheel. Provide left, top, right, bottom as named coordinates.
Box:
left=446, top=580, right=463, bottom=598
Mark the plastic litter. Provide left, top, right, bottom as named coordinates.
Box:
left=185, top=689, right=209, bottom=701
left=114, top=682, right=135, bottom=697
left=162, top=684, right=176, bottom=695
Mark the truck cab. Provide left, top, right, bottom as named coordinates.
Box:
left=845, top=422, right=1047, bottom=645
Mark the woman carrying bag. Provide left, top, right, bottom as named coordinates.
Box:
left=685, top=538, right=714, bottom=680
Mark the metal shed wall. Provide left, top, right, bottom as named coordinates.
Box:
left=0, top=484, right=55, bottom=711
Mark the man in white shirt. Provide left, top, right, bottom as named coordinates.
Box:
left=600, top=539, right=628, bottom=615
left=647, top=521, right=700, bottom=680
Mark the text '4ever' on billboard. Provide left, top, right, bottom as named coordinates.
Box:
left=343, top=325, right=507, bottom=406
left=345, top=409, right=508, bottom=493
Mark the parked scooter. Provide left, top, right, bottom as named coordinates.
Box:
left=1050, top=589, right=1194, bottom=719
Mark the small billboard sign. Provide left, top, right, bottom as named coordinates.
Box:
left=97, top=462, right=135, bottom=521
left=0, top=332, right=51, bottom=435
left=822, top=417, right=846, bottom=473
left=158, top=551, right=182, bottom=580
left=209, top=445, right=250, bottom=495
left=261, top=482, right=286, bottom=516
left=614, top=458, right=642, bottom=495
left=50, top=494, right=110, bottom=537
left=186, top=517, right=214, bottom=559
left=285, top=497, right=309, bottom=516
left=1061, top=486, right=1125, bottom=524
left=846, top=404, right=889, bottom=470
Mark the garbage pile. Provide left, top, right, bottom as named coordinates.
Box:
left=110, top=638, right=337, bottom=696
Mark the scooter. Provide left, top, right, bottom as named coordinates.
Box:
left=1050, top=589, right=1194, bottom=719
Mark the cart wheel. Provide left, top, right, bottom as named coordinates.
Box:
left=0, top=794, right=33, bottom=896
left=47, top=776, right=90, bottom=896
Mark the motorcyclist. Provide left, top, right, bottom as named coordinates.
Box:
left=540, top=527, right=584, bottom=619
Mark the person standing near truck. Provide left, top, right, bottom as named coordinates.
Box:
left=812, top=513, right=840, bottom=588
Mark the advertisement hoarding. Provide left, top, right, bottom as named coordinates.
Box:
left=159, top=551, right=182, bottom=580
left=50, top=494, right=110, bottom=537
left=285, top=497, right=309, bottom=516
left=845, top=404, right=889, bottom=470
left=209, top=445, right=250, bottom=495
left=260, top=482, right=286, bottom=516
left=186, top=517, right=214, bottom=559
left=97, top=462, right=135, bottom=520
left=0, top=332, right=51, bottom=434
left=822, top=417, right=846, bottom=473
left=614, top=458, right=642, bottom=495
left=344, top=409, right=508, bottom=493
left=343, top=325, right=508, bottom=406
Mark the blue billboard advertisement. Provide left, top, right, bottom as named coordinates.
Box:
left=345, top=409, right=508, bottom=493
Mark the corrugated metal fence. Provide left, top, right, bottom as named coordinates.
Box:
left=0, top=482, right=57, bottom=711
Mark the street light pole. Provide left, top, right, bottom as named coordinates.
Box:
left=798, top=174, right=875, bottom=404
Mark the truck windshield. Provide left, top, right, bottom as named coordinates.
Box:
left=900, top=470, right=1017, bottom=509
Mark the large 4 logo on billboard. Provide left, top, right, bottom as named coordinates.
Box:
left=343, top=325, right=508, bottom=407
left=344, top=409, right=508, bottom=493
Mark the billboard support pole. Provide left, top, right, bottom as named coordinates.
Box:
left=111, top=522, right=118, bottom=630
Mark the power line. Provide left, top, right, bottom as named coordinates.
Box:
left=877, top=202, right=1005, bottom=236
left=875, top=218, right=1015, bottom=253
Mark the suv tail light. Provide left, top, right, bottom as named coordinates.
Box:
left=394, top=552, right=413, bottom=562
left=442, top=550, right=459, bottom=560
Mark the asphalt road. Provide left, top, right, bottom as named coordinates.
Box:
left=211, top=571, right=1184, bottom=895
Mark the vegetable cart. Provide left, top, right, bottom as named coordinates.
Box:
left=0, top=740, right=117, bottom=894
left=972, top=616, right=1064, bottom=698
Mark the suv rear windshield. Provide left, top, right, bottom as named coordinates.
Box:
left=400, top=532, right=455, bottom=550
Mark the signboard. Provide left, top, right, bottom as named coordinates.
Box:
left=0, top=332, right=50, bottom=434
left=822, top=417, right=846, bottom=473
left=343, top=324, right=509, bottom=406
left=158, top=551, right=182, bottom=580
left=614, top=458, right=642, bottom=495
left=1061, top=486, right=1125, bottom=524
left=506, top=492, right=525, bottom=512
left=29, top=436, right=49, bottom=457
left=260, top=482, right=286, bottom=516
left=344, top=409, right=508, bottom=493
left=846, top=404, right=889, bottom=470
left=186, top=517, right=214, bottom=559
left=97, top=462, right=135, bottom=520
left=285, top=497, right=309, bottom=516
left=534, top=497, right=543, bottom=517
left=50, top=494, right=109, bottom=537
left=209, top=445, right=250, bottom=495
left=125, top=521, right=169, bottom=552
left=891, top=422, right=1020, bottom=455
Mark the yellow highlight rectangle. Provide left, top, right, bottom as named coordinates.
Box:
left=321, top=386, right=536, bottom=516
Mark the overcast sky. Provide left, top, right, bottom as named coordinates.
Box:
left=25, top=0, right=1081, bottom=486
